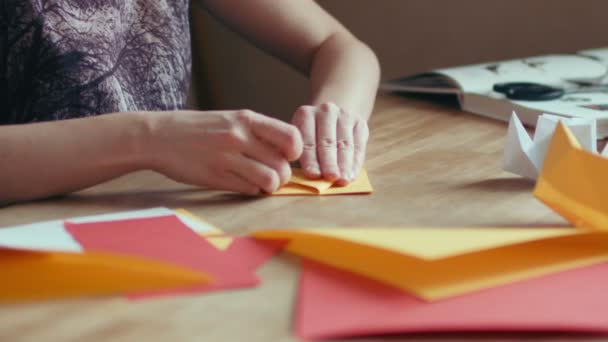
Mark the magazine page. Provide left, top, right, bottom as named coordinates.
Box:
left=437, top=55, right=607, bottom=95
left=514, top=92, right=608, bottom=121
left=577, top=48, right=608, bottom=84
left=578, top=48, right=608, bottom=65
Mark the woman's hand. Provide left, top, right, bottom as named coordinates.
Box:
left=291, top=102, right=369, bottom=186
left=201, top=1, right=379, bottom=187
left=146, top=109, right=303, bottom=195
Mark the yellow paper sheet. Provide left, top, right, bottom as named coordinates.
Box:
left=272, top=169, right=373, bottom=195
left=253, top=228, right=608, bottom=300
left=534, top=123, right=608, bottom=230
left=0, top=249, right=209, bottom=303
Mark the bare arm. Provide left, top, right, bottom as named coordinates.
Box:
left=201, top=0, right=380, bottom=183
left=0, top=113, right=148, bottom=205
left=0, top=110, right=302, bottom=205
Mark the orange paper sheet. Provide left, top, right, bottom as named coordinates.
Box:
left=534, top=123, right=608, bottom=230
left=0, top=209, right=278, bottom=303
left=272, top=169, right=372, bottom=195
left=253, top=227, right=608, bottom=300
left=0, top=249, right=209, bottom=303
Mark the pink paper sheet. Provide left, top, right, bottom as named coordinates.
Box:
left=65, top=216, right=281, bottom=298
left=297, top=260, right=608, bottom=340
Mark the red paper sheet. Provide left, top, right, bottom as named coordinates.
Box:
left=297, top=259, right=608, bottom=340
left=225, top=237, right=285, bottom=270
left=65, top=216, right=280, bottom=298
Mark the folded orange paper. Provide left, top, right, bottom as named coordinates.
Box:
left=272, top=169, right=373, bottom=195
left=0, top=249, right=209, bottom=303
left=253, top=227, right=608, bottom=300
left=0, top=209, right=225, bottom=303
left=535, top=123, right=608, bottom=230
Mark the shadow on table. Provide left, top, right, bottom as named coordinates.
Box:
left=57, top=188, right=263, bottom=210
left=456, top=177, right=536, bottom=193
left=388, top=92, right=462, bottom=111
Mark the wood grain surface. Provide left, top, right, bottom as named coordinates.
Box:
left=1, top=94, right=593, bottom=342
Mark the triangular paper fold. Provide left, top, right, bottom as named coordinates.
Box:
left=535, top=123, right=608, bottom=230
left=503, top=113, right=537, bottom=179
left=0, top=249, right=209, bottom=303
left=503, top=112, right=597, bottom=180
left=253, top=228, right=608, bottom=300
left=272, top=169, right=372, bottom=195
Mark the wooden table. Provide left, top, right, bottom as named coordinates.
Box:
left=1, top=94, right=589, bottom=342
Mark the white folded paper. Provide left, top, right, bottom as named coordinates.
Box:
left=503, top=112, right=607, bottom=179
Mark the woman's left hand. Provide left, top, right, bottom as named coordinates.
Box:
left=291, top=102, right=369, bottom=185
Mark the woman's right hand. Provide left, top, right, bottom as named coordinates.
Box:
left=143, top=109, right=303, bottom=195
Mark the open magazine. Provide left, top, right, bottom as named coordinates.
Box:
left=381, top=48, right=608, bottom=137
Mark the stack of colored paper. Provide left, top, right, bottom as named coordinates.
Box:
left=254, top=123, right=608, bottom=339
left=0, top=208, right=281, bottom=303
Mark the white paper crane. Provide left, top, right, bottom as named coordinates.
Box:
left=503, top=112, right=607, bottom=180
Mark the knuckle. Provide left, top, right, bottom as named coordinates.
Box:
left=220, top=127, right=247, bottom=147
left=319, top=102, right=338, bottom=113
left=337, top=139, right=352, bottom=150
left=235, top=109, right=255, bottom=124
left=292, top=109, right=313, bottom=126
left=293, top=106, right=315, bottom=119
left=303, top=142, right=316, bottom=151
left=319, top=137, right=336, bottom=148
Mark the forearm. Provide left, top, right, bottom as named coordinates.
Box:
left=309, top=33, right=380, bottom=119
left=0, top=113, right=150, bottom=205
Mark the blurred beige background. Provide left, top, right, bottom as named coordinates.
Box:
left=189, top=0, right=608, bottom=120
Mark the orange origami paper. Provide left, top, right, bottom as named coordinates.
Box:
left=254, top=124, right=608, bottom=301
left=272, top=169, right=373, bottom=195
left=534, top=123, right=608, bottom=230
left=0, top=209, right=220, bottom=303
left=252, top=227, right=608, bottom=300
left=0, top=249, right=209, bottom=303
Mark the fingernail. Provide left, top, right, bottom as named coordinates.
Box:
left=335, top=179, right=348, bottom=187
left=307, top=166, right=321, bottom=175
left=325, top=170, right=339, bottom=181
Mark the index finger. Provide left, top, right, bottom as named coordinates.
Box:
left=292, top=106, right=321, bottom=179
left=247, top=112, right=303, bottom=161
